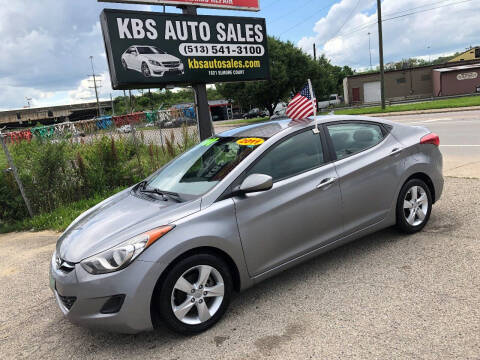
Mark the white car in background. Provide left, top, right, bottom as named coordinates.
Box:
left=121, top=45, right=184, bottom=78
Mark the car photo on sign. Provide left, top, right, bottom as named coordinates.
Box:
left=121, top=45, right=184, bottom=78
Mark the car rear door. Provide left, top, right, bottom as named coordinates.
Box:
left=324, top=121, right=405, bottom=235
left=232, top=127, right=343, bottom=277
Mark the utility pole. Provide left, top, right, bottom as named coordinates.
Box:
left=181, top=5, right=213, bottom=140
left=123, top=90, right=128, bottom=114
left=128, top=90, right=133, bottom=113
left=313, top=43, right=317, bottom=61
left=110, top=93, right=115, bottom=116
left=89, top=56, right=102, bottom=117
left=368, top=32, right=372, bottom=70
left=376, top=0, right=386, bottom=110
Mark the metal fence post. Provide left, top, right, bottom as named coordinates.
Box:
left=130, top=124, right=143, bottom=176
left=0, top=131, right=34, bottom=218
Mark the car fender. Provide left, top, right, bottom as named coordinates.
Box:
left=385, top=151, right=438, bottom=223
left=138, top=198, right=253, bottom=291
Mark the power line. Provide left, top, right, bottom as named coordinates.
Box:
left=383, top=0, right=475, bottom=22
left=268, top=0, right=317, bottom=25
left=278, top=1, right=338, bottom=37
left=335, top=0, right=475, bottom=40
left=327, top=0, right=361, bottom=41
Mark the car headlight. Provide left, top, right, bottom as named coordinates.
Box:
left=80, top=226, right=174, bottom=275
left=148, top=60, right=161, bottom=66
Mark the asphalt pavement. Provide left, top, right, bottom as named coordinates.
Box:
left=1, top=109, right=479, bottom=359
left=383, top=109, right=480, bottom=178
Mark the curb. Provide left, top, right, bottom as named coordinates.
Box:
left=345, top=106, right=480, bottom=117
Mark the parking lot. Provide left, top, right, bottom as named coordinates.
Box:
left=1, top=110, right=479, bottom=359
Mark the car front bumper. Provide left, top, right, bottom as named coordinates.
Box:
left=50, top=252, right=164, bottom=334
left=149, top=64, right=184, bottom=77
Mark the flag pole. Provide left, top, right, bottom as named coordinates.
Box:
left=308, top=79, right=319, bottom=134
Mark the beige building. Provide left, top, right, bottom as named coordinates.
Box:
left=449, top=47, right=480, bottom=63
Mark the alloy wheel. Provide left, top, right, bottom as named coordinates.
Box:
left=403, top=185, right=429, bottom=226
left=170, top=265, right=225, bottom=325
left=142, top=63, right=151, bottom=77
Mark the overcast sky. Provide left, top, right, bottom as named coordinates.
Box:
left=0, top=0, right=478, bottom=110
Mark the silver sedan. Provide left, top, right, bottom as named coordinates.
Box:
left=50, top=115, right=443, bottom=334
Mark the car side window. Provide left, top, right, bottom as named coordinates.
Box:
left=246, top=130, right=325, bottom=182
left=327, top=122, right=384, bottom=160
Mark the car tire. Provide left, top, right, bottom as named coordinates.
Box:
left=396, top=178, right=432, bottom=234
left=122, top=59, right=128, bottom=70
left=142, top=62, right=151, bottom=77
left=155, top=253, right=233, bottom=335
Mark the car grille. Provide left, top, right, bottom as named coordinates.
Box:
left=58, top=295, right=77, bottom=310
left=57, top=260, right=75, bottom=273
left=56, top=256, right=76, bottom=273
left=163, top=61, right=180, bottom=68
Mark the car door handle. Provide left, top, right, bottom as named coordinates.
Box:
left=390, top=147, right=403, bottom=156
left=316, top=177, right=337, bottom=190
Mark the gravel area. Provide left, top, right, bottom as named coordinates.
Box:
left=0, top=177, right=479, bottom=359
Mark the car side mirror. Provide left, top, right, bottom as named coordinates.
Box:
left=238, top=174, right=273, bottom=194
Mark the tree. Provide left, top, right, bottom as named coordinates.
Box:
left=217, top=37, right=352, bottom=115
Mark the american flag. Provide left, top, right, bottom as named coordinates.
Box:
left=286, top=81, right=316, bottom=120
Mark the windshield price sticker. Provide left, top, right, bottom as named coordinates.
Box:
left=100, top=9, right=269, bottom=89
left=236, top=138, right=264, bottom=146
left=201, top=137, right=220, bottom=146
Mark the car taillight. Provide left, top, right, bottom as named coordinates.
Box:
left=420, top=133, right=440, bottom=146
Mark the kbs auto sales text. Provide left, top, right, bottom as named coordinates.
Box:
left=117, top=18, right=265, bottom=43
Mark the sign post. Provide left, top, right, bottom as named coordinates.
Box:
left=182, top=5, right=213, bottom=140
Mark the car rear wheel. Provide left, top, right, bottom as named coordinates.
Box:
left=142, top=62, right=151, bottom=77
left=155, top=253, right=232, bottom=335
left=396, top=179, right=432, bottom=233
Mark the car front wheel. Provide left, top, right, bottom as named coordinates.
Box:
left=396, top=179, right=432, bottom=233
left=142, top=62, right=151, bottom=77
left=155, top=253, right=233, bottom=335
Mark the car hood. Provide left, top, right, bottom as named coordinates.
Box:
left=142, top=53, right=180, bottom=62
left=56, top=188, right=201, bottom=263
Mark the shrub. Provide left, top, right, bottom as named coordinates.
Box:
left=0, top=130, right=198, bottom=225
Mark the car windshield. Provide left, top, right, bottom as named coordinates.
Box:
left=145, top=136, right=267, bottom=197
left=137, top=46, right=164, bottom=54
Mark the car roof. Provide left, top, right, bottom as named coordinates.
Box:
left=218, top=115, right=395, bottom=139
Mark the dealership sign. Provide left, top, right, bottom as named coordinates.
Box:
left=456, top=72, right=478, bottom=81
left=100, top=9, right=269, bottom=89
left=98, top=0, right=260, bottom=11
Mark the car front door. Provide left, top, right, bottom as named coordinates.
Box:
left=232, top=128, right=343, bottom=277
left=131, top=48, right=141, bottom=71
left=325, top=121, right=405, bottom=235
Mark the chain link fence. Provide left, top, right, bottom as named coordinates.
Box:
left=0, top=109, right=200, bottom=223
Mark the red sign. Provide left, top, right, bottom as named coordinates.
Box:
left=98, top=0, right=260, bottom=11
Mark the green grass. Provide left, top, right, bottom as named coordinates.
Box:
left=0, top=189, right=122, bottom=233
left=221, top=116, right=270, bottom=126
left=334, top=95, right=480, bottom=115
left=0, top=151, right=6, bottom=169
